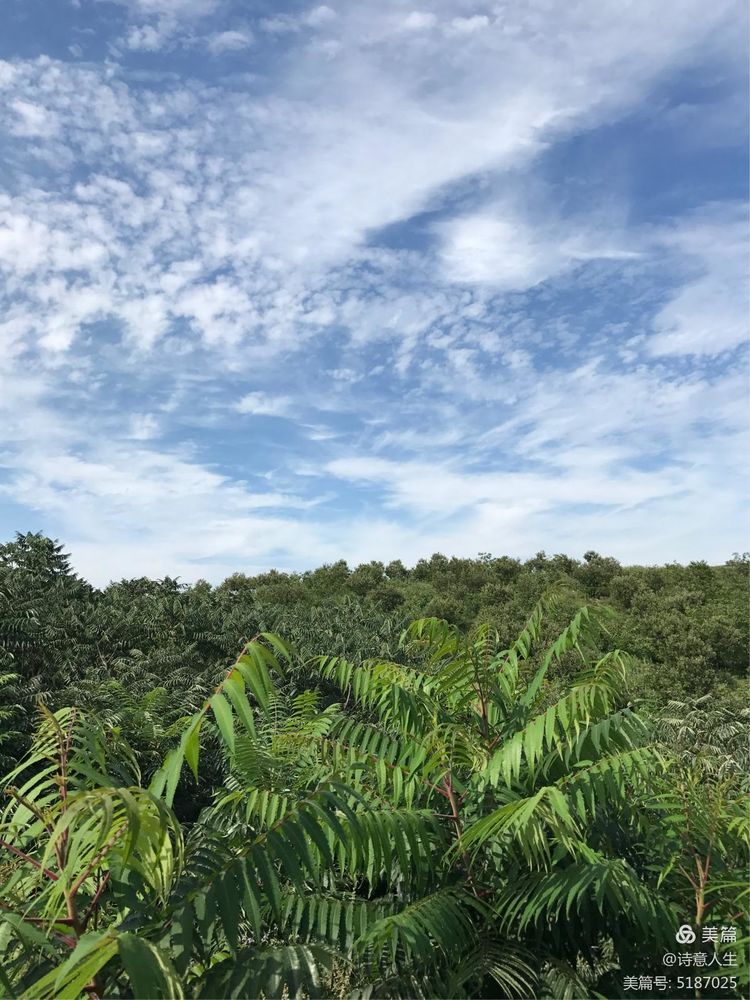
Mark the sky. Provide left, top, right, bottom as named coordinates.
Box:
left=0, top=0, right=747, bottom=585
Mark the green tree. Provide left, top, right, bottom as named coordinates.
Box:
left=4, top=602, right=745, bottom=998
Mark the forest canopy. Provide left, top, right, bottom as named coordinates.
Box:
left=0, top=532, right=747, bottom=999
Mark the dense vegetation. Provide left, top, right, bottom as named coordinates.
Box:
left=0, top=533, right=748, bottom=999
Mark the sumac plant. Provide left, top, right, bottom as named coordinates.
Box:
left=1, top=601, right=747, bottom=998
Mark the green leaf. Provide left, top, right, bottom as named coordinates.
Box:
left=24, top=932, right=118, bottom=1000
left=260, top=632, right=295, bottom=668
left=162, top=745, right=186, bottom=808
left=183, top=717, right=202, bottom=782
left=210, top=693, right=235, bottom=754
left=168, top=902, right=194, bottom=977
left=224, top=673, right=257, bottom=740
left=118, top=933, right=184, bottom=999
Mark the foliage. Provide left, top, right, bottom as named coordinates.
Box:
left=1, top=596, right=747, bottom=999
left=2, top=535, right=747, bottom=738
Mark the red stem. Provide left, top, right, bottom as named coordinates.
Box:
left=0, top=838, right=59, bottom=881
left=82, top=872, right=111, bottom=931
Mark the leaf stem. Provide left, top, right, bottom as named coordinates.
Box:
left=0, top=838, right=59, bottom=880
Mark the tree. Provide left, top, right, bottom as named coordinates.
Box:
left=4, top=599, right=743, bottom=998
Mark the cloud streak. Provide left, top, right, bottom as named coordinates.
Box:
left=0, top=1, right=746, bottom=582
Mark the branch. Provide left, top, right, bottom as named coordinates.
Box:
left=82, top=872, right=111, bottom=931
left=70, top=827, right=126, bottom=897
left=5, top=787, right=55, bottom=834
left=443, top=772, right=478, bottom=895
left=56, top=709, right=77, bottom=874
left=0, top=903, right=76, bottom=947
left=0, top=838, right=59, bottom=880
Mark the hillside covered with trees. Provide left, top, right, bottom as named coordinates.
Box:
left=0, top=533, right=747, bottom=999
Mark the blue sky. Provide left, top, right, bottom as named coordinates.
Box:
left=0, top=0, right=747, bottom=584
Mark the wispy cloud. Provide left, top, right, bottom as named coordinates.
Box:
left=206, top=29, right=253, bottom=53
left=648, top=203, right=748, bottom=357
left=0, top=1, right=746, bottom=582
left=235, top=393, right=294, bottom=417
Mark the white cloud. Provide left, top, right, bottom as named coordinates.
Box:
left=120, top=0, right=218, bottom=14
left=402, top=11, right=437, bottom=30
left=118, top=0, right=222, bottom=50
left=174, top=280, right=255, bottom=345
left=0, top=62, right=17, bottom=86
left=0, top=200, right=110, bottom=280
left=206, top=29, right=253, bottom=53
left=129, top=414, right=159, bottom=439
left=261, top=5, right=337, bottom=34
left=1, top=353, right=745, bottom=582
left=3, top=443, right=325, bottom=583
left=0, top=2, right=745, bottom=579
left=0, top=2, right=739, bottom=352
left=38, top=284, right=112, bottom=352
left=438, top=207, right=640, bottom=289
left=9, top=99, right=56, bottom=138
left=321, top=353, right=748, bottom=567
left=306, top=6, right=337, bottom=27
left=648, top=204, right=748, bottom=356
left=326, top=455, right=680, bottom=517
left=125, top=22, right=172, bottom=51
left=449, top=15, right=491, bottom=35
left=235, top=393, right=293, bottom=417
left=440, top=214, right=561, bottom=288
left=119, top=295, right=171, bottom=349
